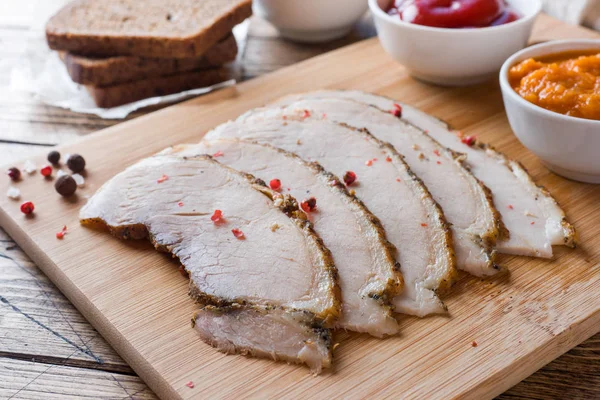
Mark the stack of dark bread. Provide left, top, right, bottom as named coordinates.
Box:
left=45, top=0, right=253, bottom=108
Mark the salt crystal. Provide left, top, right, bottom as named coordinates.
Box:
left=23, top=160, right=36, bottom=174
left=56, top=170, right=67, bottom=178
left=72, top=173, right=85, bottom=187
left=6, top=186, right=20, bottom=200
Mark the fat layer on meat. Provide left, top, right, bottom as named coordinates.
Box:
left=204, top=111, right=457, bottom=317
left=276, top=90, right=576, bottom=258
left=172, top=139, right=402, bottom=336
left=79, top=154, right=340, bottom=372
left=272, top=97, right=502, bottom=277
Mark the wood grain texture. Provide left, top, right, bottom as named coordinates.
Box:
left=1, top=10, right=600, bottom=400
left=0, top=358, right=155, bottom=399
left=0, top=229, right=131, bottom=374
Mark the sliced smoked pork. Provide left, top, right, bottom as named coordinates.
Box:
left=204, top=110, right=457, bottom=317
left=80, top=154, right=340, bottom=372
left=276, top=90, right=576, bottom=258
left=271, top=97, right=502, bottom=277
left=171, top=139, right=402, bottom=336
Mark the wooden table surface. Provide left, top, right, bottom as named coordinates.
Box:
left=1, top=3, right=599, bottom=399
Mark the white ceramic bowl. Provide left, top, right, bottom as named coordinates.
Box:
left=369, top=0, right=542, bottom=86
left=253, top=0, right=369, bottom=43
left=500, top=40, right=600, bottom=184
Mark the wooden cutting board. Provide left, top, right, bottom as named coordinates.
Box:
left=1, top=14, right=599, bottom=400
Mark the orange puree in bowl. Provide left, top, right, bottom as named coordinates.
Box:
left=508, top=50, right=600, bottom=120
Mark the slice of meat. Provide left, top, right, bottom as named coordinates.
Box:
left=204, top=110, right=457, bottom=317
left=271, top=98, right=502, bottom=277
left=171, top=139, right=402, bottom=336
left=276, top=90, right=576, bottom=258
left=193, top=304, right=332, bottom=374
left=79, top=154, right=340, bottom=372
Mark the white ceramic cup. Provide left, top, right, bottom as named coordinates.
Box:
left=253, top=0, right=369, bottom=43
left=499, top=39, right=600, bottom=184
left=369, top=0, right=542, bottom=86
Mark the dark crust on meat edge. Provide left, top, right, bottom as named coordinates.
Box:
left=242, top=139, right=404, bottom=301
left=80, top=154, right=342, bottom=328
left=337, top=123, right=458, bottom=297
left=170, top=139, right=402, bottom=332
left=380, top=107, right=505, bottom=248
left=472, top=141, right=577, bottom=249
left=191, top=303, right=333, bottom=369
left=355, top=89, right=575, bottom=247
left=387, top=113, right=503, bottom=270
left=271, top=93, right=502, bottom=271
left=314, top=90, right=510, bottom=243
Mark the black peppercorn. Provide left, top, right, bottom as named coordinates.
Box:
left=47, top=151, right=61, bottom=165
left=7, top=167, right=21, bottom=181
left=67, top=154, right=86, bottom=173
left=54, top=175, right=77, bottom=197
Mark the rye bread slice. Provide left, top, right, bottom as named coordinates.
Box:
left=46, top=0, right=252, bottom=58
left=61, top=34, right=237, bottom=86
left=87, top=68, right=230, bottom=108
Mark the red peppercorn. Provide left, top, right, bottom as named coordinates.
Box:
left=186, top=381, right=195, bottom=389
left=40, top=165, right=52, bottom=177
left=269, top=179, right=281, bottom=191
left=421, top=223, right=428, bottom=227
left=56, top=226, right=67, bottom=240
left=461, top=136, right=477, bottom=146
left=508, top=205, right=514, bottom=210
left=390, top=103, right=402, bottom=117
left=232, top=228, right=245, bottom=239
left=301, top=197, right=317, bottom=213
left=303, top=110, right=311, bottom=118
left=365, top=160, right=373, bottom=167
left=433, top=149, right=441, bottom=157
left=385, top=156, right=392, bottom=162
left=211, top=209, right=223, bottom=222
left=157, top=174, right=169, bottom=183
left=7, top=167, right=21, bottom=181
left=343, top=171, right=357, bottom=186
left=20, top=201, right=34, bottom=215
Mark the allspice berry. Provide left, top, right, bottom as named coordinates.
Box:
left=47, top=151, right=61, bottom=165
left=54, top=175, right=77, bottom=197
left=67, top=154, right=86, bottom=173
